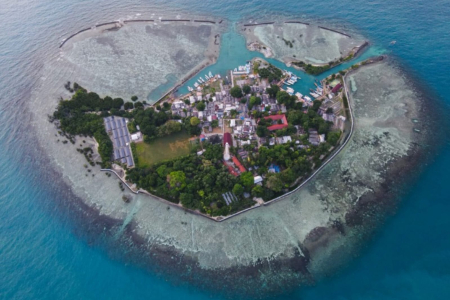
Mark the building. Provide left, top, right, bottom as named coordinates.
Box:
left=254, top=176, right=263, bottom=184
left=223, top=132, right=232, bottom=161
left=331, top=83, right=342, bottom=94
left=232, top=156, right=246, bottom=173
left=263, top=114, right=289, bottom=131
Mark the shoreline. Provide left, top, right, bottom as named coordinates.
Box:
left=59, top=58, right=443, bottom=298
left=31, top=33, right=446, bottom=295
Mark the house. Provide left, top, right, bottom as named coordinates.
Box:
left=263, top=114, right=289, bottom=131
left=232, top=156, right=246, bottom=173
left=254, top=176, right=263, bottom=184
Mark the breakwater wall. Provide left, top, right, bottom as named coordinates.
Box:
left=161, top=19, right=191, bottom=22
left=243, top=22, right=275, bottom=27
left=194, top=20, right=216, bottom=24
left=318, top=26, right=351, bottom=38
left=123, top=19, right=155, bottom=23
left=59, top=18, right=217, bottom=49
left=284, top=21, right=310, bottom=25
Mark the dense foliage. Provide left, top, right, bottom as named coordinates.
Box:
left=126, top=142, right=255, bottom=216
left=53, top=86, right=113, bottom=167
left=258, top=64, right=283, bottom=82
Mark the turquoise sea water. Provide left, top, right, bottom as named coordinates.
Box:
left=1, top=0, right=450, bottom=299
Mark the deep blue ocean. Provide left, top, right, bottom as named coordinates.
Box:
left=1, top=0, right=450, bottom=299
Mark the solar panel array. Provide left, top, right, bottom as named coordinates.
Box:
left=104, top=116, right=134, bottom=167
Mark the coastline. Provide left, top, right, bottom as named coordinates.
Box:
left=28, top=16, right=446, bottom=296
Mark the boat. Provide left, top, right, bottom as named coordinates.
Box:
left=209, top=71, right=213, bottom=77
left=218, top=74, right=221, bottom=79
left=295, top=92, right=303, bottom=99
left=390, top=40, right=396, bottom=45
left=188, top=86, right=193, bottom=92
left=304, top=96, right=312, bottom=102
left=194, top=82, right=199, bottom=88
left=284, top=81, right=292, bottom=86
left=287, top=80, right=296, bottom=85
left=310, top=92, right=320, bottom=98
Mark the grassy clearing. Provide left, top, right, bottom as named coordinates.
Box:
left=135, top=131, right=192, bottom=168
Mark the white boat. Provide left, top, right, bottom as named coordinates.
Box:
left=209, top=71, right=213, bottom=77
left=304, top=96, right=312, bottom=102
left=286, top=87, right=294, bottom=93
left=218, top=74, right=221, bottom=79
left=310, top=92, right=320, bottom=98
left=287, top=80, right=296, bottom=85
left=205, top=75, right=210, bottom=80
left=295, top=92, right=303, bottom=98
left=194, top=82, right=199, bottom=88
left=188, top=86, right=193, bottom=92
left=284, top=82, right=292, bottom=86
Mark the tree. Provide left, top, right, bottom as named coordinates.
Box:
left=180, top=193, right=196, bottom=209
left=131, top=96, right=138, bottom=101
left=112, top=98, right=124, bottom=109
left=211, top=120, right=219, bottom=128
left=233, top=183, right=244, bottom=196
left=168, top=171, right=186, bottom=191
left=266, top=174, right=284, bottom=192
left=230, top=86, right=243, bottom=98
left=242, top=85, right=251, bottom=95
left=196, top=101, right=206, bottom=111
left=248, top=96, right=261, bottom=109
left=266, top=85, right=280, bottom=98
left=240, top=172, right=254, bottom=188
left=190, top=116, right=200, bottom=126
left=327, top=131, right=341, bottom=146
left=256, top=125, right=269, bottom=137
left=251, top=185, right=264, bottom=197
left=124, top=102, right=134, bottom=110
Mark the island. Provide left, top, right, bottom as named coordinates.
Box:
left=33, top=17, right=439, bottom=297
left=51, top=54, right=370, bottom=219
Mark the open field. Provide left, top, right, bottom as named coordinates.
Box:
left=135, top=131, right=192, bottom=168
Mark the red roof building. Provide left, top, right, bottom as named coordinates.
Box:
left=332, top=83, right=342, bottom=94
left=223, top=162, right=238, bottom=176
left=232, top=156, right=246, bottom=173
left=264, top=114, right=289, bottom=131
left=223, top=132, right=232, bottom=146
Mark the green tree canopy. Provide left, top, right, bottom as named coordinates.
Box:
left=196, top=101, right=206, bottom=111
left=168, top=171, right=186, bottom=191
left=190, top=116, right=200, bottom=126
left=242, top=85, right=251, bottom=94
left=230, top=86, right=243, bottom=98
left=266, top=174, right=284, bottom=192
left=240, top=172, right=254, bottom=188
left=232, top=183, right=244, bottom=196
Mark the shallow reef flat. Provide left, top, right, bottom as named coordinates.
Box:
left=241, top=22, right=365, bottom=65
left=60, top=21, right=221, bottom=102
left=30, top=13, right=437, bottom=294
left=29, top=49, right=436, bottom=295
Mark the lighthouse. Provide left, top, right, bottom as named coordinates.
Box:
left=223, top=132, right=232, bottom=161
